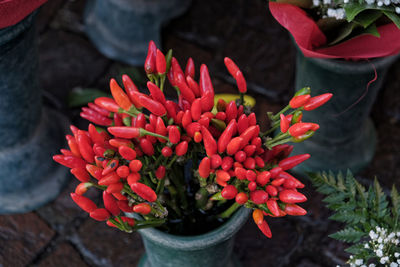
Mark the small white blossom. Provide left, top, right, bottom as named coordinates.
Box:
left=396, top=7, right=400, bottom=14
left=390, top=263, right=398, bottom=267
left=395, top=253, right=400, bottom=258
left=355, top=259, right=363, bottom=265
left=368, top=264, right=376, bottom=267
left=381, top=257, right=389, bottom=264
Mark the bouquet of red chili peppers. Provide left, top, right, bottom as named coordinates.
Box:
left=53, top=41, right=332, bottom=237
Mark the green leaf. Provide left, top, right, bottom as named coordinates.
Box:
left=362, top=23, right=380, bottom=38
left=68, top=88, right=110, bottom=108
left=382, top=10, right=400, bottom=29
left=329, top=227, right=366, bottom=243
left=345, top=243, right=367, bottom=254
left=345, top=3, right=369, bottom=21
left=353, top=10, right=382, bottom=28
left=391, top=185, right=399, bottom=218
left=328, top=22, right=358, bottom=46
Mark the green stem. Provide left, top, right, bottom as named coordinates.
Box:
left=135, top=219, right=166, bottom=230
left=166, top=154, right=178, bottom=169
left=218, top=202, right=241, bottom=219
left=156, top=178, right=165, bottom=195
left=240, top=93, right=244, bottom=106
left=271, top=105, right=290, bottom=121
left=160, top=75, right=166, bottom=92
left=142, top=129, right=169, bottom=141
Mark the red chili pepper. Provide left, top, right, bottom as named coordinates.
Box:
left=175, top=72, right=196, bottom=103
left=90, top=208, right=111, bottom=221
left=235, top=192, right=248, bottom=205
left=224, top=57, right=240, bottom=78
left=182, top=110, right=192, bottom=129
left=118, top=146, right=136, bottom=160
left=110, top=78, right=132, bottom=111
left=221, top=185, right=238, bottom=200
left=216, top=99, right=227, bottom=112
left=88, top=103, right=110, bottom=117
left=144, top=124, right=157, bottom=144
left=271, top=178, right=285, bottom=187
left=277, top=171, right=304, bottom=188
left=193, top=132, right=202, bottom=143
left=226, top=137, right=242, bottom=155
left=106, top=182, right=123, bottom=194
left=102, top=158, right=119, bottom=175
left=80, top=110, right=112, bottom=126
left=246, top=170, right=256, bottom=181
left=133, top=203, right=152, bottom=215
left=88, top=124, right=104, bottom=144
left=225, top=101, right=237, bottom=122
left=85, top=164, right=103, bottom=180
left=70, top=168, right=90, bottom=182
left=255, top=156, right=265, bottom=168
left=278, top=154, right=310, bottom=170
left=171, top=57, right=185, bottom=81
left=236, top=115, right=248, bottom=135
left=288, top=122, right=314, bottom=137
left=270, top=166, right=282, bottom=178
left=121, top=216, right=135, bottom=227
left=217, top=120, right=237, bottom=153
left=244, top=157, right=255, bottom=169
left=75, top=131, right=94, bottom=163
left=75, top=183, right=89, bottom=195
left=185, top=57, right=195, bottom=78
left=239, top=126, right=259, bottom=148
left=113, top=113, right=123, bottom=126
left=60, top=149, right=74, bottom=157
left=186, top=76, right=201, bottom=97
left=164, top=100, right=177, bottom=120
left=256, top=171, right=271, bottom=186
left=279, top=190, right=307, bottom=204
left=156, top=49, right=166, bottom=74
left=248, top=181, right=257, bottom=191
left=221, top=156, right=234, bottom=171
left=266, top=199, right=280, bottom=217
left=284, top=204, right=307, bottom=216
left=243, top=145, right=256, bottom=157
left=190, top=98, right=202, bottom=121
left=121, top=75, right=143, bottom=109
left=131, top=182, right=157, bottom=202
left=137, top=94, right=166, bottom=116
left=253, top=209, right=265, bottom=227
left=127, top=173, right=141, bottom=186
left=66, top=135, right=81, bottom=158
left=210, top=154, right=222, bottom=169
left=280, top=114, right=289, bottom=133
left=250, top=190, right=269, bottom=204
left=109, top=138, right=132, bottom=148
left=155, top=117, right=168, bottom=143
left=266, top=185, right=278, bottom=196
left=140, top=138, right=154, bottom=156
left=161, top=146, right=172, bottom=157
left=147, top=82, right=166, bottom=105
left=117, top=200, right=131, bottom=212
left=289, top=94, right=311, bottom=109
left=155, top=165, right=166, bottom=179
left=95, top=97, right=120, bottom=113
left=216, top=170, right=231, bottom=183
left=145, top=40, right=157, bottom=74
left=233, top=150, right=246, bottom=163
left=99, top=171, right=120, bottom=186
left=103, top=191, right=120, bottom=216
left=108, top=126, right=141, bottom=139
left=168, top=126, right=180, bottom=144
left=201, top=126, right=217, bottom=157
left=248, top=113, right=257, bottom=126
left=175, top=141, right=188, bottom=156
left=215, top=112, right=226, bottom=121
left=70, top=193, right=97, bottom=213
left=235, top=71, right=247, bottom=93
left=198, top=157, right=211, bottom=178
left=257, top=220, right=272, bottom=238
left=234, top=167, right=247, bottom=180
left=303, top=93, right=333, bottom=111
left=116, top=165, right=130, bottom=178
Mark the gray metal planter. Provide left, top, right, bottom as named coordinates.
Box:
left=292, top=51, right=399, bottom=174
left=0, top=12, right=69, bottom=213
left=84, top=0, right=192, bottom=65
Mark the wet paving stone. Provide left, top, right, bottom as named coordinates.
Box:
left=36, top=242, right=88, bottom=267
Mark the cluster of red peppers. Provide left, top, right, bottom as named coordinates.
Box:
left=53, top=41, right=332, bottom=237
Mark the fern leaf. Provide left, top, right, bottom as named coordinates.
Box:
left=345, top=243, right=367, bottom=255
left=329, top=227, right=366, bottom=243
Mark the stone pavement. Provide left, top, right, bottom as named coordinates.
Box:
left=1, top=0, right=399, bottom=266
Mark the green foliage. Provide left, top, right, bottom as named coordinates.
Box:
left=309, top=171, right=400, bottom=265
left=68, top=88, right=110, bottom=108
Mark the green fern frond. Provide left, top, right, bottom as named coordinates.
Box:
left=329, top=227, right=366, bottom=243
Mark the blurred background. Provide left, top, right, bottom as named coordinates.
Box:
left=0, top=0, right=399, bottom=266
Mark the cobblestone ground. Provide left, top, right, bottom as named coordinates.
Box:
left=1, top=0, right=399, bottom=266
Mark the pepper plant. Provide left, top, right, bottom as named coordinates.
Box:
left=54, top=41, right=332, bottom=237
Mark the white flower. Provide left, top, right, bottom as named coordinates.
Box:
left=381, top=257, right=389, bottom=264
left=355, top=259, right=363, bottom=265
left=390, top=263, right=398, bottom=267
left=395, top=252, right=400, bottom=258
left=368, top=264, right=376, bottom=267
left=396, top=7, right=400, bottom=14
left=376, top=249, right=383, bottom=257
left=364, top=243, right=369, bottom=248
